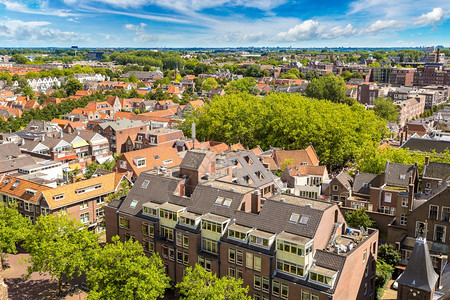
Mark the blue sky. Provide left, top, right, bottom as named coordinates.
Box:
left=0, top=0, right=449, bottom=48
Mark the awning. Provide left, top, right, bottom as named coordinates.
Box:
left=69, top=163, right=82, bottom=170
left=96, top=155, right=113, bottom=164
left=60, top=154, right=77, bottom=160
left=72, top=141, right=89, bottom=148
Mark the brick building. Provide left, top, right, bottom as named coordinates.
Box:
left=414, top=64, right=449, bottom=86
left=389, top=68, right=416, bottom=87
left=105, top=149, right=379, bottom=300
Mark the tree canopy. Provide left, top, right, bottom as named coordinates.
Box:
left=181, top=93, right=387, bottom=167
left=176, top=265, right=251, bottom=300
left=23, top=213, right=99, bottom=294
left=305, top=73, right=348, bottom=104
left=86, top=236, right=170, bottom=300
left=378, top=244, right=401, bottom=267
left=345, top=208, right=375, bottom=228
left=374, top=97, right=399, bottom=122
left=225, top=77, right=256, bottom=94
left=65, top=78, right=83, bottom=96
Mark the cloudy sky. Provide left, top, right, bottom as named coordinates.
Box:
left=0, top=0, right=449, bottom=48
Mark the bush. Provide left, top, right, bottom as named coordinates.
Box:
left=375, top=260, right=393, bottom=299
left=378, top=244, right=401, bottom=267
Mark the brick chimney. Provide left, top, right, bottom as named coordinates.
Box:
left=425, top=156, right=430, bottom=166
left=251, top=190, right=261, bottom=214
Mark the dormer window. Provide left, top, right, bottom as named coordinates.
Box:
left=26, top=189, right=37, bottom=196
left=53, top=194, right=65, bottom=200
left=136, top=158, right=146, bottom=167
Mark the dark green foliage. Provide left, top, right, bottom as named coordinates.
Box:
left=345, top=208, right=376, bottom=228
left=378, top=244, right=401, bottom=267
left=374, top=97, right=399, bottom=122
left=306, top=73, right=348, bottom=104
left=375, top=260, right=394, bottom=299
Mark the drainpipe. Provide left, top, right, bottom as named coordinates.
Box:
left=218, top=240, right=222, bottom=278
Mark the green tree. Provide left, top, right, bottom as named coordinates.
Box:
left=64, top=78, right=83, bottom=96
left=177, top=265, right=251, bottom=300
left=21, top=86, right=35, bottom=99
left=225, top=78, right=256, bottom=94
left=374, top=97, right=399, bottom=122
left=23, top=213, right=99, bottom=294
left=0, top=202, right=31, bottom=267
left=305, top=73, right=347, bottom=104
left=375, top=260, right=394, bottom=299
left=202, top=78, right=218, bottom=92
left=86, top=236, right=170, bottom=300
left=378, top=244, right=401, bottom=267
left=345, top=208, right=375, bottom=228
left=128, top=73, right=138, bottom=83
left=12, top=54, right=30, bottom=64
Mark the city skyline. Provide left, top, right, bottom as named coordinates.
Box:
left=0, top=0, right=449, bottom=48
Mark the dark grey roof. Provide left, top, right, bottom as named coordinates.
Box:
left=179, top=150, right=208, bottom=171
left=353, top=172, right=382, bottom=195
left=386, top=162, right=416, bottom=187
left=0, top=143, right=22, bottom=159
left=397, top=238, right=439, bottom=292
left=335, top=171, right=352, bottom=190
left=423, top=162, right=450, bottom=180
left=0, top=156, right=36, bottom=173
left=401, top=138, right=450, bottom=154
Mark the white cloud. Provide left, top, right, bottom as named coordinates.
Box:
left=0, top=20, right=79, bottom=41
left=274, top=20, right=323, bottom=41
left=321, top=24, right=357, bottom=39
left=0, top=0, right=77, bottom=17
left=124, top=23, right=156, bottom=42
left=220, top=31, right=266, bottom=43
left=414, top=8, right=445, bottom=26
left=363, top=20, right=402, bottom=33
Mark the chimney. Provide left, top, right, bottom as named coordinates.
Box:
left=408, top=183, right=414, bottom=210
left=251, top=190, right=261, bottom=214
left=425, top=156, right=430, bottom=166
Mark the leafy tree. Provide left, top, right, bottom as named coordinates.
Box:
left=23, top=213, right=99, bottom=294
left=244, top=65, right=262, bottom=77
left=225, top=78, right=256, bottom=94
left=21, top=86, right=35, bottom=99
left=86, top=236, right=170, bottom=300
left=378, top=244, right=401, bottom=267
left=374, top=97, right=399, bottom=122
left=306, top=73, right=347, bottom=104
left=0, top=202, right=31, bottom=268
left=345, top=208, right=375, bottom=228
left=339, top=70, right=363, bottom=82
left=375, top=260, right=393, bottom=299
left=12, top=54, right=30, bottom=64
left=202, top=78, right=218, bottom=92
left=65, top=78, right=83, bottom=96
left=128, top=73, right=138, bottom=83
left=134, top=109, right=141, bottom=114
left=177, top=265, right=251, bottom=300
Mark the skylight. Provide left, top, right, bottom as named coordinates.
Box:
left=130, top=200, right=138, bottom=209
left=215, top=196, right=224, bottom=205
left=141, top=180, right=150, bottom=189
left=299, top=215, right=309, bottom=225
left=289, top=213, right=300, bottom=223
left=12, top=180, right=19, bottom=188
left=223, top=198, right=232, bottom=207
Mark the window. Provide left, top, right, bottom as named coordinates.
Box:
left=429, top=205, right=439, bottom=220
left=363, top=249, right=367, bottom=263
left=311, top=293, right=319, bottom=300
left=277, top=240, right=304, bottom=256
left=254, top=274, right=261, bottom=290
left=289, top=213, right=300, bottom=223
left=53, top=194, right=64, bottom=200
left=183, top=235, right=189, bottom=249
left=159, top=209, right=179, bottom=221
left=119, top=216, right=129, bottom=229
left=365, top=265, right=369, bottom=278
left=142, top=240, right=154, bottom=253
left=160, top=225, right=174, bottom=241
left=416, top=222, right=427, bottom=236
left=130, top=200, right=138, bottom=209
left=443, top=207, right=450, bottom=222
left=228, top=229, right=247, bottom=241
left=180, top=216, right=197, bottom=227
left=162, top=245, right=169, bottom=258
left=26, top=189, right=36, bottom=196
left=310, top=272, right=333, bottom=286
left=183, top=252, right=189, bottom=266
left=254, top=295, right=260, bottom=300
left=201, top=220, right=223, bottom=233
left=254, top=255, right=261, bottom=272
left=198, top=256, right=211, bottom=272
left=301, top=290, right=310, bottom=300
left=41, top=208, right=50, bottom=216
left=80, top=201, right=89, bottom=210
left=236, top=250, right=243, bottom=266
left=434, top=225, right=446, bottom=243
left=142, top=223, right=154, bottom=236
left=364, top=283, right=368, bottom=295
left=246, top=252, right=253, bottom=269
left=229, top=249, right=236, bottom=263
left=176, top=231, right=182, bottom=246
left=24, top=202, right=32, bottom=212
left=237, top=269, right=243, bottom=279
left=299, top=215, right=309, bottom=225
left=262, top=277, right=269, bottom=293
left=96, top=208, right=104, bottom=219
left=249, top=235, right=269, bottom=248
left=228, top=267, right=236, bottom=278
left=177, top=250, right=183, bottom=264
left=281, top=283, right=288, bottom=300
left=96, top=197, right=105, bottom=205
left=141, top=180, right=150, bottom=189
left=80, top=212, right=89, bottom=224
left=169, top=248, right=175, bottom=261
left=201, top=237, right=218, bottom=254
left=137, top=158, right=146, bottom=167
left=332, top=185, right=338, bottom=191
left=276, top=259, right=304, bottom=277
left=272, top=281, right=280, bottom=297
left=402, top=198, right=408, bottom=207
left=384, top=192, right=392, bottom=203
left=400, top=214, right=407, bottom=226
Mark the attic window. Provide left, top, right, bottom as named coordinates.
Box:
left=136, top=158, right=146, bottom=167
left=362, top=183, right=368, bottom=188
left=12, top=180, right=20, bottom=188
left=130, top=200, right=138, bottom=209
left=399, top=174, right=406, bottom=180
left=163, top=159, right=173, bottom=165
left=153, top=155, right=160, bottom=159
left=299, top=215, right=309, bottom=225
left=244, top=156, right=253, bottom=165
left=53, top=194, right=65, bottom=200
left=3, top=178, right=10, bottom=184
left=26, top=189, right=37, bottom=196
left=301, top=162, right=308, bottom=165
left=289, top=213, right=300, bottom=223
left=255, top=171, right=264, bottom=180
left=141, top=180, right=150, bottom=189
left=223, top=198, right=232, bottom=207
left=215, top=196, right=224, bottom=205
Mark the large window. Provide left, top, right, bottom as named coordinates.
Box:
left=281, top=283, right=289, bottom=300
left=434, top=225, right=446, bottom=243
left=400, top=214, right=407, bottom=226
left=272, top=281, right=280, bottom=297
left=119, top=216, right=129, bottom=229
left=229, top=249, right=236, bottom=263
left=276, top=259, right=304, bottom=277
left=159, top=209, right=179, bottom=221
left=198, top=256, right=211, bottom=272
left=310, top=272, right=333, bottom=286
left=429, top=205, right=439, bottom=220
left=442, top=207, right=450, bottom=222
left=249, top=235, right=269, bottom=248
left=201, top=220, right=223, bottom=234
left=277, top=240, right=304, bottom=256
left=201, top=237, right=218, bottom=254
left=254, top=255, right=261, bottom=272
left=262, top=277, right=269, bottom=293
left=80, top=212, right=89, bottom=224
left=160, top=225, right=174, bottom=241
left=142, top=223, right=154, bottom=236
left=254, top=275, right=261, bottom=290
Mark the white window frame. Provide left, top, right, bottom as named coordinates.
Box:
left=434, top=224, right=446, bottom=243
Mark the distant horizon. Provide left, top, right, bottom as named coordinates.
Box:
left=0, top=0, right=449, bottom=48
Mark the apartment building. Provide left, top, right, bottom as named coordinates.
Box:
left=0, top=171, right=128, bottom=232
left=414, top=64, right=449, bottom=86
left=396, top=96, right=426, bottom=128
left=389, top=68, right=416, bottom=87
left=105, top=149, right=378, bottom=300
